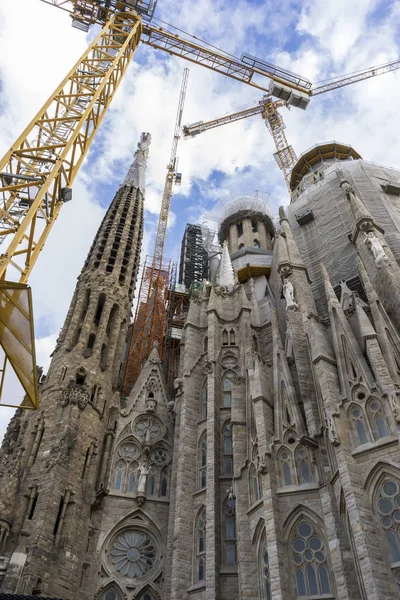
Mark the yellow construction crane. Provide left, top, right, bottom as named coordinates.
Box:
left=183, top=57, right=400, bottom=191
left=0, top=0, right=399, bottom=409
left=0, top=0, right=312, bottom=409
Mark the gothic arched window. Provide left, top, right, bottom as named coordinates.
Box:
left=253, top=239, right=260, bottom=248
left=376, top=478, right=400, bottom=586
left=291, top=520, right=332, bottom=597
left=127, top=463, right=137, bottom=493
left=147, top=467, right=156, bottom=496
left=295, top=446, right=312, bottom=484
left=222, top=330, right=229, bottom=346
left=223, top=497, right=237, bottom=567
left=115, top=460, right=126, bottom=491
left=103, top=587, right=122, bottom=600
left=349, top=404, right=370, bottom=446
left=279, top=448, right=293, bottom=486
left=223, top=372, right=234, bottom=408
left=259, top=533, right=271, bottom=600
left=229, top=329, right=235, bottom=345
left=160, top=467, right=169, bottom=497
left=196, top=508, right=207, bottom=582
left=368, top=398, right=389, bottom=440
left=201, top=379, right=207, bottom=420
left=199, top=434, right=207, bottom=489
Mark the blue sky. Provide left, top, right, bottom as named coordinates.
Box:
left=0, top=0, right=400, bottom=436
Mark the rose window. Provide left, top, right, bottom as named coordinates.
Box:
left=110, top=531, right=157, bottom=578
left=151, top=447, right=170, bottom=466
left=119, top=444, right=140, bottom=460
left=134, top=417, right=162, bottom=443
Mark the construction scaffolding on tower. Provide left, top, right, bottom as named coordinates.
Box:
left=121, top=255, right=173, bottom=393
left=164, top=265, right=190, bottom=392
left=179, top=224, right=209, bottom=289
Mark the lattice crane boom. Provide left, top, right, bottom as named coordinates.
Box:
left=154, top=67, right=189, bottom=269
left=2, top=0, right=400, bottom=408
left=184, top=95, right=297, bottom=191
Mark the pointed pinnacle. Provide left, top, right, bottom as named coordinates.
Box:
left=356, top=256, right=378, bottom=302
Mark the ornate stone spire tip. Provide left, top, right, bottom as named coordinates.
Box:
left=121, top=132, right=152, bottom=193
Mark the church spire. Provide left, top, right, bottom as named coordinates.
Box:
left=219, top=241, right=235, bottom=288
left=120, top=132, right=151, bottom=193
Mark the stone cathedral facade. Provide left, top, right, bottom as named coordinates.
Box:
left=1, top=139, right=400, bottom=600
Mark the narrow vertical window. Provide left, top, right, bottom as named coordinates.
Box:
left=223, top=372, right=234, bottom=407
left=237, top=222, right=243, bottom=237
left=229, top=329, right=235, bottom=345
left=279, top=449, right=293, bottom=486
left=349, top=405, right=370, bottom=445
left=253, top=239, right=260, bottom=248
left=204, top=336, right=208, bottom=353
left=127, top=463, right=136, bottom=493
left=160, top=467, right=169, bottom=497
left=201, top=379, right=207, bottom=419
left=115, top=460, right=126, bottom=491
left=196, top=508, right=207, bottom=581
left=223, top=422, right=233, bottom=475
left=199, top=435, right=207, bottom=489
left=223, top=498, right=237, bottom=567
left=222, top=330, right=229, bottom=346
left=296, top=446, right=312, bottom=484
left=368, top=399, right=389, bottom=440
left=250, top=463, right=260, bottom=504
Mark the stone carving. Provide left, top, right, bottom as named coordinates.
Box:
left=137, top=463, right=150, bottom=494
left=145, top=395, right=157, bottom=413
left=363, top=231, right=388, bottom=266
left=325, top=415, right=340, bottom=446
left=389, top=392, right=400, bottom=423
left=283, top=278, right=298, bottom=311
left=61, top=380, right=90, bottom=410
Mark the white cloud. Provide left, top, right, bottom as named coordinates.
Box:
left=1, top=0, right=400, bottom=443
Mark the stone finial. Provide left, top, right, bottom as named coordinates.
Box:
left=121, top=132, right=152, bottom=194
left=355, top=299, right=377, bottom=340
left=320, top=263, right=338, bottom=303
left=219, top=241, right=235, bottom=288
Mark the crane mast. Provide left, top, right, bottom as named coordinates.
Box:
left=121, top=68, right=189, bottom=395
left=1, top=0, right=400, bottom=408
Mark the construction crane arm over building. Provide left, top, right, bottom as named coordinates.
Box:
left=0, top=0, right=308, bottom=408
left=183, top=55, right=400, bottom=190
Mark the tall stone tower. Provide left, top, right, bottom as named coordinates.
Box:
left=0, top=132, right=151, bottom=598
left=2, top=140, right=400, bottom=600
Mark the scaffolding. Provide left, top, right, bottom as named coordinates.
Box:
left=121, top=255, right=172, bottom=395
left=178, top=224, right=208, bottom=289
left=164, top=265, right=189, bottom=392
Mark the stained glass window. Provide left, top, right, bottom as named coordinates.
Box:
left=291, top=521, right=331, bottom=597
